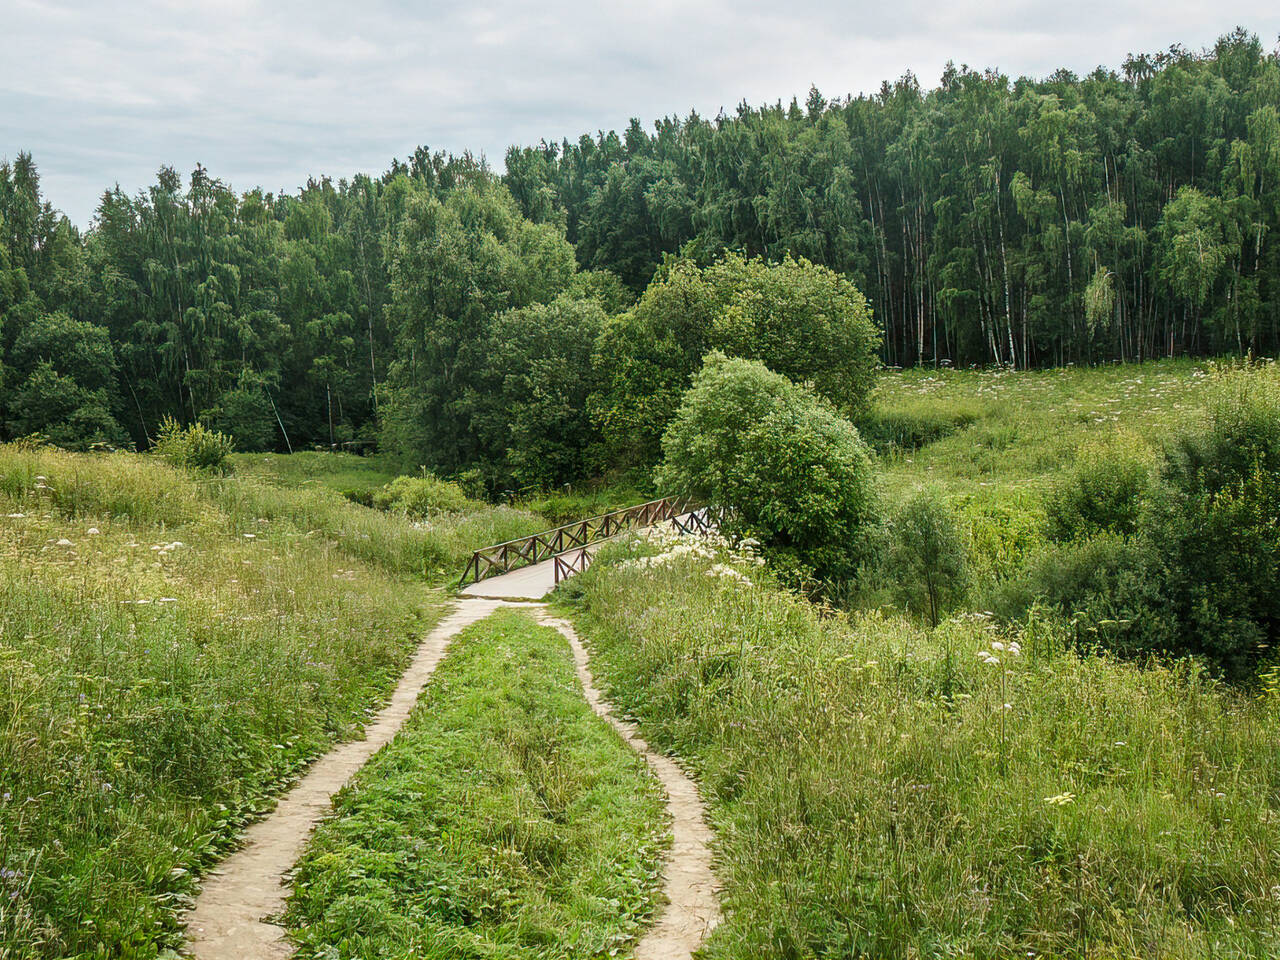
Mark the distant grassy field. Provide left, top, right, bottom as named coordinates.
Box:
left=286, top=608, right=668, bottom=959
left=224, top=453, right=546, bottom=583
left=229, top=450, right=398, bottom=501
left=866, top=359, right=1211, bottom=498
left=858, top=360, right=1218, bottom=591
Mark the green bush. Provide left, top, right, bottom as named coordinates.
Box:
left=1043, top=443, right=1150, bottom=542
left=884, top=489, right=969, bottom=626
left=1139, top=365, right=1280, bottom=677
left=151, top=417, right=234, bottom=473
left=592, top=254, right=880, bottom=469
left=993, top=534, right=1157, bottom=638
left=656, top=352, right=876, bottom=583
left=371, top=473, right=472, bottom=518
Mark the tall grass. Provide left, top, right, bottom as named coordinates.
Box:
left=0, top=445, right=456, bottom=958
left=226, top=452, right=548, bottom=581
left=871, top=359, right=1211, bottom=503
left=567, top=534, right=1280, bottom=958
left=286, top=608, right=668, bottom=959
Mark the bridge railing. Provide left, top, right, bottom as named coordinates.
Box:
left=458, top=495, right=698, bottom=588
left=550, top=504, right=723, bottom=585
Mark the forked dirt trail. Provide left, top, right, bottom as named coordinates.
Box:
left=184, top=598, right=720, bottom=960
left=536, top=611, right=722, bottom=959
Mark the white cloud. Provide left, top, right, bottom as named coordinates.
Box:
left=2, top=0, right=1277, bottom=225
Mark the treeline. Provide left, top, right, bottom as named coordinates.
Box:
left=509, top=27, right=1280, bottom=366
left=0, top=28, right=1277, bottom=482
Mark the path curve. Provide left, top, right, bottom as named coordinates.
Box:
left=536, top=611, right=722, bottom=959
left=185, top=599, right=507, bottom=959
left=185, top=598, right=720, bottom=960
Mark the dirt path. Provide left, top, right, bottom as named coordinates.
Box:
left=536, top=611, right=722, bottom=959
left=185, top=598, right=719, bottom=960
left=185, top=598, right=508, bottom=959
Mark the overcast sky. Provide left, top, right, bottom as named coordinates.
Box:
left=3, top=1, right=1278, bottom=228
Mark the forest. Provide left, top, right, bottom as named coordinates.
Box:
left=1, top=28, right=1279, bottom=488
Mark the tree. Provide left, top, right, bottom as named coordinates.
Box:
left=885, top=489, right=969, bottom=626
left=471, top=294, right=607, bottom=490
left=379, top=180, right=576, bottom=473
left=4, top=312, right=126, bottom=447
left=657, top=352, right=876, bottom=583
left=593, top=254, right=880, bottom=470
left=1157, top=186, right=1229, bottom=347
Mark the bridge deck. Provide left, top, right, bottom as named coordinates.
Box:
left=457, top=544, right=602, bottom=600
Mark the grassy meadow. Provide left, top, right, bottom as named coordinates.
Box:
left=865, top=359, right=1211, bottom=500
left=555, top=359, right=1280, bottom=958
left=565, top=527, right=1280, bottom=958
left=0, top=443, right=545, bottom=959
left=286, top=608, right=668, bottom=959
left=853, top=360, right=1218, bottom=594
left=225, top=452, right=547, bottom=582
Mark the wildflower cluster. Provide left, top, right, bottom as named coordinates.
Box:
left=615, top=526, right=763, bottom=586
left=975, top=637, right=1021, bottom=666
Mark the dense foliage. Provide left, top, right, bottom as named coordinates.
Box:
left=2, top=29, right=1278, bottom=476
left=509, top=29, right=1280, bottom=366
left=656, top=353, right=876, bottom=582
left=593, top=254, right=878, bottom=468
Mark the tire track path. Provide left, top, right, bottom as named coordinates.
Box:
left=185, top=599, right=507, bottom=959
left=185, top=598, right=719, bottom=960
left=536, top=610, right=722, bottom=960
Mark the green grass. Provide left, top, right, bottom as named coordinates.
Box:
left=0, top=443, right=441, bottom=958
left=566, top=531, right=1280, bottom=959
left=229, top=451, right=398, bottom=501
left=286, top=608, right=668, bottom=959
left=862, top=360, right=1218, bottom=593
left=869, top=359, right=1212, bottom=503
left=229, top=452, right=551, bottom=581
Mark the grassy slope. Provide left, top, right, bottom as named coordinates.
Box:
left=568, top=535, right=1280, bottom=959
left=229, top=451, right=399, bottom=501
left=0, top=444, right=540, bottom=959
left=225, top=453, right=547, bottom=582
left=869, top=359, right=1211, bottom=501
left=862, top=359, right=1216, bottom=591
left=286, top=608, right=668, bottom=959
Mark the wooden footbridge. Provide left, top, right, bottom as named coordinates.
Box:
left=458, top=496, right=718, bottom=599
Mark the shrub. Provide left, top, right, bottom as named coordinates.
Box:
left=371, top=473, right=472, bottom=518
left=1139, top=365, right=1280, bottom=677
left=992, top=534, right=1159, bottom=642
left=884, top=489, right=969, bottom=626
left=1042, top=442, right=1150, bottom=542
left=151, top=417, right=234, bottom=473
left=656, top=352, right=875, bottom=583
